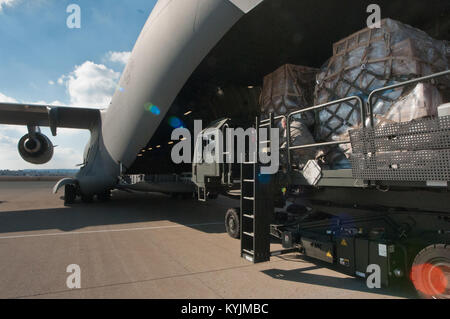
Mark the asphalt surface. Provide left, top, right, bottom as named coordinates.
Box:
left=0, top=181, right=417, bottom=299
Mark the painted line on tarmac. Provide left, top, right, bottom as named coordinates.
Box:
left=0, top=222, right=224, bottom=240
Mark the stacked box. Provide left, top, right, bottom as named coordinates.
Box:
left=260, top=64, right=319, bottom=168
left=314, top=18, right=448, bottom=168
left=260, top=64, right=317, bottom=125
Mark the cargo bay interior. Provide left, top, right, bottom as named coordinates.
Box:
left=127, top=0, right=450, bottom=175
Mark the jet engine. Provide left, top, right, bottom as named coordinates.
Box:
left=18, top=132, right=54, bottom=164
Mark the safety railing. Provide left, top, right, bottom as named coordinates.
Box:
left=285, top=96, right=365, bottom=168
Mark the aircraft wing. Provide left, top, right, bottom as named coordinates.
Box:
left=0, top=102, right=101, bottom=135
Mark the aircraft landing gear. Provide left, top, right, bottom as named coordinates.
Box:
left=64, top=184, right=76, bottom=206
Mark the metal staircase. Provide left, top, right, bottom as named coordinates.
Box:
left=240, top=116, right=274, bottom=263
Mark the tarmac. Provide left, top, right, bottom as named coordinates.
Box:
left=0, top=181, right=417, bottom=299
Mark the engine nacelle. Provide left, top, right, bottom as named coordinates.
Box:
left=18, top=132, right=54, bottom=165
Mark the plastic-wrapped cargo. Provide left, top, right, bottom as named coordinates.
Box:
left=314, top=18, right=449, bottom=168
left=260, top=64, right=317, bottom=126
left=260, top=64, right=319, bottom=168
left=378, top=83, right=443, bottom=126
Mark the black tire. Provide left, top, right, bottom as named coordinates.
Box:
left=411, top=244, right=450, bottom=299
left=225, top=207, right=240, bottom=239
left=64, top=184, right=76, bottom=206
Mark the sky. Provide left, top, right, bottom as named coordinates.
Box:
left=0, top=0, right=157, bottom=169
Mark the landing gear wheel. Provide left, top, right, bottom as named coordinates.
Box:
left=81, top=194, right=94, bottom=203
left=64, top=184, right=76, bottom=206
left=411, top=244, right=450, bottom=299
left=225, top=207, right=240, bottom=239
